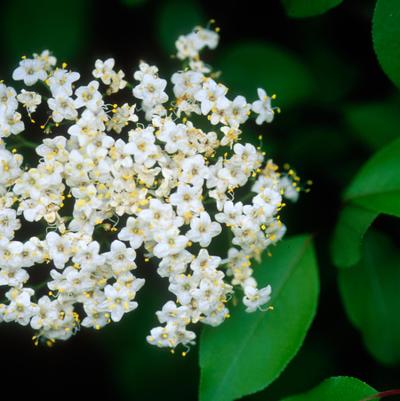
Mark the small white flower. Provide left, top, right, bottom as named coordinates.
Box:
left=17, top=90, right=41, bottom=114
left=48, top=94, right=78, bottom=123
left=46, top=232, right=71, bottom=269
left=243, top=285, right=272, bottom=312
left=252, top=88, right=274, bottom=125
left=74, top=80, right=102, bottom=110
left=12, top=59, right=47, bottom=86
left=47, top=69, right=80, bottom=96
left=92, top=58, right=115, bottom=84
left=194, top=79, right=229, bottom=115
left=186, top=212, right=221, bottom=247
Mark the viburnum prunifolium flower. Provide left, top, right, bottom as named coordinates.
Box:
left=0, top=25, right=302, bottom=351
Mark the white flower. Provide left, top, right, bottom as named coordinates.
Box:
left=74, top=80, right=102, bottom=110
left=279, top=176, right=300, bottom=202
left=92, top=58, right=115, bottom=84
left=156, top=301, right=190, bottom=324
left=118, top=217, right=145, bottom=249
left=12, top=59, right=47, bottom=86
left=169, top=184, right=203, bottom=218
left=153, top=228, right=188, bottom=258
left=133, top=71, right=169, bottom=107
left=125, top=127, right=158, bottom=167
left=47, top=69, right=80, bottom=96
left=243, top=285, right=272, bottom=312
left=106, top=240, right=137, bottom=275
left=34, top=50, right=56, bottom=70
left=17, top=90, right=41, bottom=113
left=180, top=154, right=209, bottom=186
left=190, top=249, right=221, bottom=274
left=194, top=79, right=229, bottom=115
left=4, top=288, right=39, bottom=326
left=252, top=88, right=274, bottom=125
left=0, top=84, right=18, bottom=113
left=215, top=201, right=243, bottom=226
left=0, top=208, right=21, bottom=240
left=0, top=26, right=297, bottom=348
left=46, top=232, right=71, bottom=269
left=30, top=296, right=59, bottom=330
left=102, top=280, right=144, bottom=322
left=224, top=95, right=250, bottom=127
left=186, top=212, right=221, bottom=247
left=0, top=111, right=25, bottom=137
left=171, top=70, right=203, bottom=98
left=48, top=94, right=78, bottom=122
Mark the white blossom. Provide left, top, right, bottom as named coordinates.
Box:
left=0, top=27, right=299, bottom=351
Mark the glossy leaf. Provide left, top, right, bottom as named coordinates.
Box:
left=331, top=205, right=378, bottom=268
left=217, top=42, right=315, bottom=109
left=373, top=0, right=400, bottom=88
left=339, top=230, right=400, bottom=365
left=199, top=235, right=319, bottom=401
left=344, top=137, right=400, bottom=217
left=332, top=138, right=400, bottom=268
left=281, top=376, right=377, bottom=401
left=281, top=0, right=343, bottom=18
left=344, top=98, right=400, bottom=150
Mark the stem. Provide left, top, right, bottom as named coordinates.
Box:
left=12, top=135, right=38, bottom=149
left=360, top=389, right=400, bottom=401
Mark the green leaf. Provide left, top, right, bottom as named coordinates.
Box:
left=344, top=137, right=400, bottom=217
left=281, top=376, right=377, bottom=401
left=156, top=0, right=205, bottom=55
left=199, top=235, right=319, bottom=401
left=344, top=98, right=400, bottom=150
left=281, top=0, right=343, bottom=18
left=2, top=0, right=89, bottom=64
left=331, top=205, right=378, bottom=269
left=332, top=138, right=400, bottom=268
left=217, top=42, right=315, bottom=109
left=373, top=0, right=400, bottom=88
left=339, top=230, right=400, bottom=365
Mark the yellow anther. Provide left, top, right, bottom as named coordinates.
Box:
left=62, top=62, right=68, bottom=69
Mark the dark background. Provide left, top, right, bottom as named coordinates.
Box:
left=0, top=0, right=399, bottom=400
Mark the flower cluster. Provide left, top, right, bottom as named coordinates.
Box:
left=0, top=26, right=299, bottom=350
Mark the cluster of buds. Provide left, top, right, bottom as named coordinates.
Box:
left=0, top=25, right=299, bottom=350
